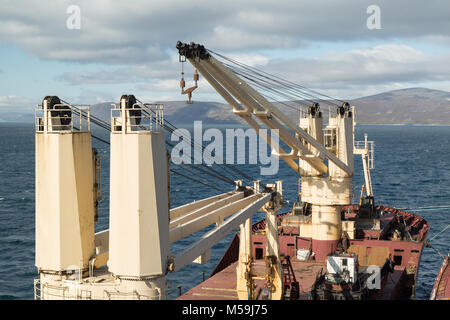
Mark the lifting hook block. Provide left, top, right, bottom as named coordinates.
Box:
left=180, top=63, right=199, bottom=104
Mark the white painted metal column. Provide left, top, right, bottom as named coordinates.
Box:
left=108, top=100, right=169, bottom=299
left=236, top=217, right=253, bottom=299
left=35, top=98, right=96, bottom=273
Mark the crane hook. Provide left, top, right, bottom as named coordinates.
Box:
left=180, top=67, right=199, bottom=104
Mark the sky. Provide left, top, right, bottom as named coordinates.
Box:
left=1, top=0, right=450, bottom=110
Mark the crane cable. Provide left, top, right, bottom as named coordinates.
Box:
left=136, top=98, right=256, bottom=183
left=59, top=98, right=111, bottom=144
left=224, top=63, right=335, bottom=115
left=166, top=141, right=235, bottom=185
left=209, top=50, right=345, bottom=106
left=231, top=70, right=311, bottom=112
left=170, top=169, right=225, bottom=193
left=137, top=100, right=263, bottom=193
left=224, top=62, right=318, bottom=107
left=209, top=50, right=353, bottom=123
left=59, top=98, right=238, bottom=191
left=131, top=104, right=240, bottom=188
left=426, top=224, right=450, bottom=259
left=429, top=224, right=450, bottom=243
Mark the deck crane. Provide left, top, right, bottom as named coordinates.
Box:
left=32, top=43, right=374, bottom=301
left=176, top=41, right=376, bottom=297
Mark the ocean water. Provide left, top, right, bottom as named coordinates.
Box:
left=0, top=122, right=448, bottom=300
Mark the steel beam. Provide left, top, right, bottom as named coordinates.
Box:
left=172, top=193, right=271, bottom=272
left=170, top=193, right=265, bottom=243
left=208, top=55, right=352, bottom=176
left=190, top=59, right=302, bottom=174
left=200, top=58, right=328, bottom=175
left=170, top=192, right=244, bottom=228
left=170, top=191, right=242, bottom=222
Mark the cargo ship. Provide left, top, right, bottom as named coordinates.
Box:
left=33, top=41, right=429, bottom=300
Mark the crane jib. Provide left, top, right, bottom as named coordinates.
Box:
left=176, top=41, right=353, bottom=177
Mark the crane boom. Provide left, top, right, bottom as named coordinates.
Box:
left=176, top=41, right=362, bottom=262
left=176, top=41, right=352, bottom=177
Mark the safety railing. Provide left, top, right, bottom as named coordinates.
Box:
left=111, top=102, right=164, bottom=133
left=166, top=280, right=173, bottom=300
left=35, top=281, right=69, bottom=299
left=354, top=140, right=375, bottom=169
left=33, top=278, right=41, bottom=300
left=103, top=288, right=161, bottom=300
left=35, top=104, right=91, bottom=132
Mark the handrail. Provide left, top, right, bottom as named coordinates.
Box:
left=110, top=102, right=164, bottom=133
left=35, top=104, right=91, bottom=132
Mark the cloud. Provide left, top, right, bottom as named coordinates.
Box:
left=55, top=43, right=450, bottom=102
left=72, top=89, right=116, bottom=105
left=1, top=1, right=450, bottom=102
left=59, top=51, right=268, bottom=86
left=59, top=58, right=179, bottom=85
left=1, top=0, right=450, bottom=65
left=223, top=53, right=269, bottom=67
left=262, top=44, right=450, bottom=95
left=0, top=95, right=33, bottom=108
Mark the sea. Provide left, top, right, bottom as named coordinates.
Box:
left=0, top=122, right=449, bottom=300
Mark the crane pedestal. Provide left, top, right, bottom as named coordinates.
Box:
left=108, top=98, right=169, bottom=299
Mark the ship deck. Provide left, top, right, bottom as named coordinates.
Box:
left=177, top=259, right=325, bottom=300
left=177, top=256, right=414, bottom=301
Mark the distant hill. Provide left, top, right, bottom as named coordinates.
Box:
left=349, top=88, right=450, bottom=125
left=2, top=88, right=450, bottom=125
left=89, top=101, right=239, bottom=125
left=89, top=88, right=450, bottom=125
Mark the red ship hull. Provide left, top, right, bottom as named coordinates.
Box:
left=430, top=255, right=450, bottom=300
